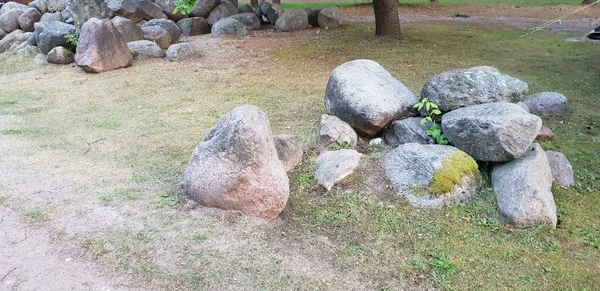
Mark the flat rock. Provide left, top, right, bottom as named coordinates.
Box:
left=315, top=149, right=362, bottom=191
left=384, top=117, right=434, bottom=148
left=325, top=59, right=418, bottom=137
left=183, top=105, right=289, bottom=220
left=492, top=143, right=557, bottom=228
left=384, top=143, right=478, bottom=209
left=546, top=151, right=575, bottom=187
left=318, top=114, right=358, bottom=149
left=273, top=134, right=303, bottom=171
left=420, top=67, right=529, bottom=113
left=442, top=102, right=542, bottom=162
left=523, top=92, right=568, bottom=116
left=75, top=17, right=133, bottom=73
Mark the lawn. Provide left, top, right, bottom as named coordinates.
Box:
left=0, top=15, right=599, bottom=291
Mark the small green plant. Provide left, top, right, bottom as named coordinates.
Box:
left=24, top=209, right=47, bottom=221
left=576, top=227, right=600, bottom=250
left=454, top=12, right=470, bottom=18
left=65, top=26, right=80, bottom=48
left=174, top=0, right=197, bottom=14
left=413, top=98, right=448, bottom=145
left=428, top=253, right=458, bottom=289
left=296, top=173, right=314, bottom=187
left=158, top=192, right=180, bottom=207
left=330, top=141, right=350, bottom=151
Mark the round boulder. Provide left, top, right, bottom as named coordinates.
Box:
left=324, top=59, right=418, bottom=137
left=47, top=46, right=74, bottom=64
left=17, top=8, right=41, bottom=32
left=384, top=143, right=479, bottom=209
left=275, top=10, right=308, bottom=32
left=165, top=42, right=195, bottom=61
left=442, top=102, right=542, bottom=162
left=317, top=6, right=341, bottom=28
left=191, top=0, right=221, bottom=18
left=127, top=39, right=165, bottom=59
left=177, top=17, right=210, bottom=36
left=522, top=92, right=567, bottom=116
left=211, top=17, right=247, bottom=36
left=319, top=114, right=358, bottom=149
left=229, top=13, right=260, bottom=30
left=141, top=19, right=181, bottom=44
left=183, top=105, right=289, bottom=220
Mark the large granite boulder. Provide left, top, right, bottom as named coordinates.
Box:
left=325, top=59, right=418, bottom=137
left=275, top=9, right=308, bottom=32
left=0, top=8, right=26, bottom=33
left=492, top=143, right=557, bottom=228
left=0, top=2, right=27, bottom=15
left=442, top=102, right=542, bottom=162
left=315, top=149, right=362, bottom=191
left=319, top=114, right=358, bottom=149
left=127, top=39, right=165, bottom=58
left=317, top=6, right=341, bottom=28
left=65, top=0, right=114, bottom=26
left=17, top=8, right=41, bottom=32
left=522, top=92, right=568, bottom=116
left=191, top=0, right=220, bottom=18
left=384, top=117, right=434, bottom=148
left=211, top=17, right=247, bottom=36
left=141, top=18, right=181, bottom=44
left=75, top=17, right=133, bottom=73
left=183, top=105, right=289, bottom=220
left=206, top=1, right=238, bottom=25
left=545, top=151, right=575, bottom=188
left=105, top=0, right=167, bottom=22
left=34, top=21, right=77, bottom=54
left=229, top=13, right=260, bottom=30
left=28, top=0, right=66, bottom=14
left=384, top=143, right=479, bottom=209
left=177, top=17, right=210, bottom=36
left=112, top=16, right=144, bottom=43
left=420, top=67, right=529, bottom=113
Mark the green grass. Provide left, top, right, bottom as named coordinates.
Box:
left=24, top=209, right=48, bottom=222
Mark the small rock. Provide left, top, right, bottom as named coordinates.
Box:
left=273, top=134, right=303, bottom=171
left=75, top=17, right=133, bottom=73
left=112, top=16, right=144, bottom=43
left=142, top=25, right=172, bottom=49
left=17, top=8, right=41, bottom=32
left=317, top=6, right=341, bottom=28
left=127, top=39, right=165, bottom=58
left=318, top=114, right=358, bottom=149
left=315, top=149, right=362, bottom=191
left=442, top=102, right=542, bottom=162
left=177, top=17, right=210, bottom=36
left=229, top=13, right=260, bottom=30
left=546, top=151, right=575, bottom=187
left=523, top=92, right=568, bottom=116
left=384, top=117, right=434, bottom=148
left=275, top=10, right=308, bottom=32
left=165, top=42, right=194, bottom=61
left=47, top=46, right=75, bottom=64
left=369, top=138, right=383, bottom=147
left=535, top=125, right=554, bottom=142
left=211, top=17, right=247, bottom=36
left=492, top=144, right=557, bottom=228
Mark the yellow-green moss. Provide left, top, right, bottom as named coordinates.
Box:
left=430, top=150, right=479, bottom=195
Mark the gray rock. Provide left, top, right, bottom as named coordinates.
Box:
left=28, top=0, right=66, bottom=14
left=384, top=143, right=479, bottom=209
left=260, top=1, right=282, bottom=24
left=0, top=28, right=6, bottom=39
left=442, top=102, right=542, bottom=162
left=275, top=10, right=308, bottom=32
left=26, top=32, right=36, bottom=45
left=522, top=92, right=567, bottom=116
left=47, top=46, right=74, bottom=64
left=141, top=18, right=181, bottom=44
left=0, top=8, right=25, bottom=33
left=420, top=67, right=529, bottom=113
left=317, top=6, right=341, bottom=28
left=112, top=16, right=143, bottom=42
left=127, top=39, right=165, bottom=58
left=492, top=143, right=557, bottom=228
left=206, top=2, right=238, bottom=25
left=75, top=17, right=133, bottom=73
left=16, top=44, right=40, bottom=57
left=318, top=114, right=357, bottom=149
left=61, top=8, right=73, bottom=24
left=191, top=0, right=220, bottom=18
left=0, top=29, right=24, bottom=53
left=545, top=151, right=575, bottom=187
left=469, top=65, right=499, bottom=73
left=211, top=17, right=247, bottom=36
left=229, top=13, right=260, bottom=30
left=315, top=149, right=362, bottom=191
left=0, top=2, right=28, bottom=15
left=516, top=101, right=529, bottom=113
left=18, top=8, right=41, bottom=32
left=65, top=0, right=114, bottom=26
left=34, top=53, right=48, bottom=65
left=34, top=21, right=77, bottom=54
left=384, top=117, right=434, bottom=148
left=183, top=105, right=289, bottom=220
left=304, top=8, right=320, bottom=27
left=154, top=0, right=187, bottom=21
left=177, top=17, right=210, bottom=36
left=325, top=59, right=418, bottom=137
left=105, top=0, right=167, bottom=22
left=7, top=32, right=32, bottom=52
left=369, top=138, right=383, bottom=147
left=165, top=42, right=194, bottom=61
left=142, top=25, right=171, bottom=49
left=273, top=134, right=303, bottom=171
left=40, top=11, right=63, bottom=22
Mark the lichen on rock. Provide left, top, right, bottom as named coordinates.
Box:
left=430, top=150, right=479, bottom=195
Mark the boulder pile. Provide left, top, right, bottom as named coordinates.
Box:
left=315, top=59, right=574, bottom=229
left=0, top=0, right=343, bottom=72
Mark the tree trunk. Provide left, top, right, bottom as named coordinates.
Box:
left=251, top=0, right=258, bottom=5
left=582, top=0, right=596, bottom=4
left=373, top=0, right=401, bottom=36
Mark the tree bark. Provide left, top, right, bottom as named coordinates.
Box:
left=582, top=0, right=596, bottom=4
left=373, top=0, right=401, bottom=36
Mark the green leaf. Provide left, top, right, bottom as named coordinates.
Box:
left=426, top=102, right=431, bottom=111
left=425, top=116, right=433, bottom=122
left=420, top=118, right=428, bottom=125
left=417, top=103, right=424, bottom=111
left=413, top=103, right=420, bottom=109
left=430, top=103, right=439, bottom=109
left=432, top=109, right=442, bottom=115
